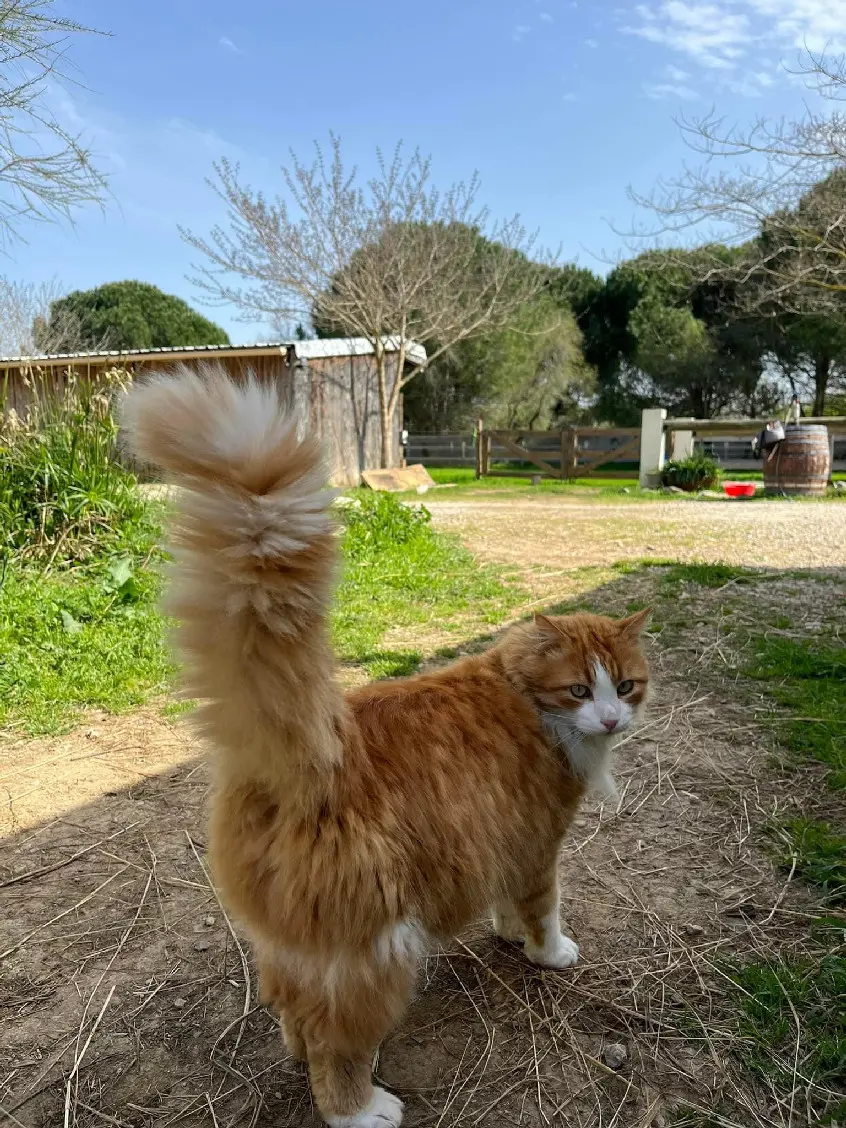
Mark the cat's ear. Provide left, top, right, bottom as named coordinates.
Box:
left=616, top=608, right=652, bottom=638
left=534, top=612, right=566, bottom=640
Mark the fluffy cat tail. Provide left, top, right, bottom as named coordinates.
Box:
left=121, top=362, right=346, bottom=777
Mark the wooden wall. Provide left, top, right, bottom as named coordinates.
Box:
left=301, top=352, right=401, bottom=485
left=0, top=349, right=401, bottom=487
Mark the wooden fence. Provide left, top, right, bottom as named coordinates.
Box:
left=639, top=410, right=846, bottom=484
left=406, top=434, right=476, bottom=467
left=475, top=422, right=641, bottom=480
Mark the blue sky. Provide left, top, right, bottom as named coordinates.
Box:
left=20, top=0, right=845, bottom=341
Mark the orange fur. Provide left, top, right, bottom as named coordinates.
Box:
left=121, top=364, right=651, bottom=1127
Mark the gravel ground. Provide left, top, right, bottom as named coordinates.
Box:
left=426, top=497, right=846, bottom=572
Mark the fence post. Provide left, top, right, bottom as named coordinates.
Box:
left=559, top=429, right=567, bottom=480
left=567, top=428, right=579, bottom=479
left=475, top=418, right=484, bottom=479
left=639, top=408, right=667, bottom=487
left=670, top=421, right=695, bottom=460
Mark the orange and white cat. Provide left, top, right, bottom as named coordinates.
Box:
left=122, top=365, right=650, bottom=1128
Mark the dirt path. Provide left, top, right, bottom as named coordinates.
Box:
left=427, top=496, right=846, bottom=571
left=2, top=520, right=843, bottom=1126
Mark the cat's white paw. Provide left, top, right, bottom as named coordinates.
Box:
left=326, top=1086, right=404, bottom=1127
left=525, top=933, right=580, bottom=970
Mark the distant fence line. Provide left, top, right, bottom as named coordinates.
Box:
left=408, top=430, right=640, bottom=477
left=408, top=430, right=846, bottom=475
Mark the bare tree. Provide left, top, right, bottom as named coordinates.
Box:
left=182, top=136, right=553, bottom=466
left=0, top=1, right=108, bottom=245
left=628, top=51, right=846, bottom=311
left=0, top=275, right=91, bottom=355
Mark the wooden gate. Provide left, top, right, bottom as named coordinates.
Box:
left=475, top=422, right=640, bottom=480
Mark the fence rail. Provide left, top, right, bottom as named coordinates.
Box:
left=411, top=417, right=846, bottom=483
left=640, top=409, right=846, bottom=485
left=476, top=422, right=641, bottom=480
left=405, top=434, right=476, bottom=467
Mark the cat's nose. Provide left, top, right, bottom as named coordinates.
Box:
left=602, top=719, right=618, bottom=732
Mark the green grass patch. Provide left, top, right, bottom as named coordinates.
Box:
left=661, top=562, right=755, bottom=587
left=727, top=627, right=846, bottom=1120
left=746, top=636, right=846, bottom=790
left=2, top=492, right=522, bottom=735
left=333, top=493, right=520, bottom=680
left=0, top=517, right=174, bottom=734
left=773, top=818, right=846, bottom=902
left=160, top=699, right=197, bottom=719
left=728, top=469, right=846, bottom=483
left=727, top=943, right=846, bottom=1099
left=414, top=467, right=655, bottom=501
left=415, top=466, right=845, bottom=502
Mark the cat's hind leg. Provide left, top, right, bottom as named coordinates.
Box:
left=298, top=948, right=416, bottom=1127
left=256, top=951, right=307, bottom=1061
left=492, top=904, right=524, bottom=943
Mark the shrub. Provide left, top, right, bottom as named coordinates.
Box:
left=661, top=453, right=720, bottom=492
left=0, top=366, right=148, bottom=563
left=339, top=492, right=433, bottom=560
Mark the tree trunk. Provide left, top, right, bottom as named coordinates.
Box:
left=375, top=348, right=392, bottom=469
left=813, top=353, right=830, bottom=416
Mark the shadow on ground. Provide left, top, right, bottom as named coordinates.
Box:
left=2, top=563, right=844, bottom=1128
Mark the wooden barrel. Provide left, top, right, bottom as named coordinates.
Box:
left=763, top=424, right=830, bottom=496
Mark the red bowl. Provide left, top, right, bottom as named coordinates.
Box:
left=723, top=482, right=757, bottom=498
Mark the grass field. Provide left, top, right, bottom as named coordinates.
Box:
left=407, top=465, right=846, bottom=501
left=0, top=490, right=522, bottom=735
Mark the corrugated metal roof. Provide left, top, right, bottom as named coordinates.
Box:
left=0, top=336, right=427, bottom=366
left=292, top=336, right=427, bottom=365
left=0, top=341, right=289, bottom=364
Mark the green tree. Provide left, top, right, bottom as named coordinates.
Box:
left=41, top=281, right=230, bottom=352
left=762, top=313, right=846, bottom=415
left=561, top=248, right=767, bottom=422
left=404, top=294, right=594, bottom=431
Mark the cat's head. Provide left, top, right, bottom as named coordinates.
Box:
left=500, top=610, right=651, bottom=737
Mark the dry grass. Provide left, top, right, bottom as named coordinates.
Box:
left=425, top=496, right=846, bottom=576
left=1, top=560, right=844, bottom=1126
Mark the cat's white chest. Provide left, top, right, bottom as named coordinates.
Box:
left=543, top=718, right=618, bottom=800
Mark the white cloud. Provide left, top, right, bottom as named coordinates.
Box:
left=219, top=35, right=244, bottom=55
left=624, top=2, right=750, bottom=69
left=584, top=37, right=599, bottom=47
left=644, top=80, right=699, bottom=98
left=562, top=91, right=580, bottom=101
left=513, top=23, right=532, bottom=40
left=665, top=63, right=691, bottom=81
left=745, top=0, right=846, bottom=52
left=624, top=0, right=846, bottom=75
left=720, top=69, right=779, bottom=94
left=540, top=10, right=554, bottom=20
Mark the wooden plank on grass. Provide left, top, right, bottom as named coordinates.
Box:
left=361, top=464, right=435, bottom=492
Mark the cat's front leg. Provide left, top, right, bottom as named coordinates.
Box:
left=508, top=866, right=580, bottom=970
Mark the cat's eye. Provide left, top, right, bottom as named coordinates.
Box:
left=570, top=684, right=591, bottom=699
left=617, top=680, right=635, bottom=696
